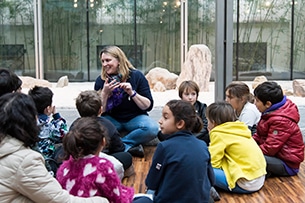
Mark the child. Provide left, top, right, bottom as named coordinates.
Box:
left=75, top=90, right=134, bottom=179
left=253, top=81, right=304, bottom=176
left=28, top=85, right=68, bottom=176
left=0, top=68, right=22, bottom=97
left=145, top=100, right=213, bottom=203
left=178, top=80, right=209, bottom=144
left=56, top=117, right=134, bottom=203
left=0, top=93, right=108, bottom=203
left=158, top=80, right=210, bottom=145
left=206, top=101, right=266, bottom=193
left=225, top=81, right=261, bottom=134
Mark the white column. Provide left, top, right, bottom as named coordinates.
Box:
left=180, top=0, right=188, bottom=69
left=34, top=0, right=44, bottom=79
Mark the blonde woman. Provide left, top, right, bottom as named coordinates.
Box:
left=94, top=46, right=158, bottom=158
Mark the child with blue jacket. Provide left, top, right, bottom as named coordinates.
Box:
left=145, top=100, right=214, bottom=203
left=28, top=86, right=68, bottom=176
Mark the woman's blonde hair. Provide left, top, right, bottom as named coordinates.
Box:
left=99, top=46, right=135, bottom=81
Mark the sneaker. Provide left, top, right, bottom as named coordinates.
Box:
left=128, top=144, right=145, bottom=158
left=210, top=186, right=221, bottom=201
left=124, top=164, right=135, bottom=178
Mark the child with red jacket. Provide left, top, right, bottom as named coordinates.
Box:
left=253, top=81, right=304, bottom=177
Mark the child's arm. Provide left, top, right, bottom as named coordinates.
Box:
left=145, top=144, right=166, bottom=190
left=96, top=159, right=134, bottom=203
left=208, top=133, right=226, bottom=168
left=258, top=120, right=291, bottom=156
left=50, top=106, right=68, bottom=140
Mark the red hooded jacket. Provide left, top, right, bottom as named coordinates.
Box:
left=253, top=99, right=304, bottom=169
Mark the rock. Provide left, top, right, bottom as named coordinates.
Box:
left=56, top=75, right=69, bottom=88
left=252, top=75, right=268, bottom=89
left=153, top=81, right=166, bottom=92
left=20, top=76, right=52, bottom=89
left=293, top=79, right=305, bottom=97
left=284, top=89, right=294, bottom=96
left=145, top=67, right=178, bottom=91
left=176, top=44, right=212, bottom=92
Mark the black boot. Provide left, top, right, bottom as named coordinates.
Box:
left=128, top=144, right=145, bottom=158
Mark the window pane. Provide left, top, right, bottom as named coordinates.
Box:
left=43, top=0, right=87, bottom=81
left=188, top=0, right=216, bottom=80
left=293, top=0, right=305, bottom=78
left=136, top=0, right=181, bottom=74
left=0, top=0, right=35, bottom=77
left=234, top=0, right=292, bottom=80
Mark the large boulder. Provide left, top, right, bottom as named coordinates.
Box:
left=56, top=75, right=69, bottom=88
left=20, top=76, right=52, bottom=89
left=293, top=79, right=305, bottom=97
left=176, top=44, right=212, bottom=92
left=145, top=67, right=178, bottom=92
left=252, top=75, right=268, bottom=89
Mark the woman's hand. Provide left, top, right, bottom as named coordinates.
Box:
left=102, top=79, right=120, bottom=96
left=120, top=82, right=151, bottom=110
left=119, top=82, right=133, bottom=95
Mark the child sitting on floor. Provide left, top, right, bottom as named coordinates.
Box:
left=28, top=85, right=68, bottom=176
left=56, top=117, right=134, bottom=203
left=253, top=81, right=304, bottom=177
left=144, top=100, right=214, bottom=203
left=206, top=101, right=266, bottom=194
left=157, top=80, right=210, bottom=145
left=74, top=90, right=134, bottom=179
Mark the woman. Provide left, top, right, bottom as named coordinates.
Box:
left=225, top=81, right=261, bottom=134
left=0, top=92, right=109, bottom=203
left=94, top=45, right=159, bottom=157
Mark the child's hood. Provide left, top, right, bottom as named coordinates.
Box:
left=265, top=99, right=300, bottom=123
left=210, top=121, right=251, bottom=139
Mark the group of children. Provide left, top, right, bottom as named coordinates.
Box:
left=0, top=69, right=109, bottom=202
left=0, top=67, right=304, bottom=203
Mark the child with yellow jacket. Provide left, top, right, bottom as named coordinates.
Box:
left=207, top=101, right=266, bottom=193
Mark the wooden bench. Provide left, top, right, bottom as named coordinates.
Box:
left=122, top=146, right=305, bottom=203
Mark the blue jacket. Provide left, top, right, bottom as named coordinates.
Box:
left=94, top=69, right=154, bottom=122
left=146, top=131, right=214, bottom=203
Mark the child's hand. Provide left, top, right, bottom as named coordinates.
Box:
left=51, top=106, right=56, bottom=114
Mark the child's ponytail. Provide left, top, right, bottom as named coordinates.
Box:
left=192, top=115, right=203, bottom=134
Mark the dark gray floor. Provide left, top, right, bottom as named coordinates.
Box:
left=59, top=105, right=305, bottom=140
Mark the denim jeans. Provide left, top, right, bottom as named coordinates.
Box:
left=213, top=168, right=253, bottom=194
left=103, top=114, right=159, bottom=151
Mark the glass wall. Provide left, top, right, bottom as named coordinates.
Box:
left=188, top=0, right=216, bottom=78
left=233, top=0, right=305, bottom=80
left=1, top=0, right=305, bottom=81
left=0, top=0, right=35, bottom=76
left=42, top=0, right=87, bottom=81
left=293, top=0, right=305, bottom=78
